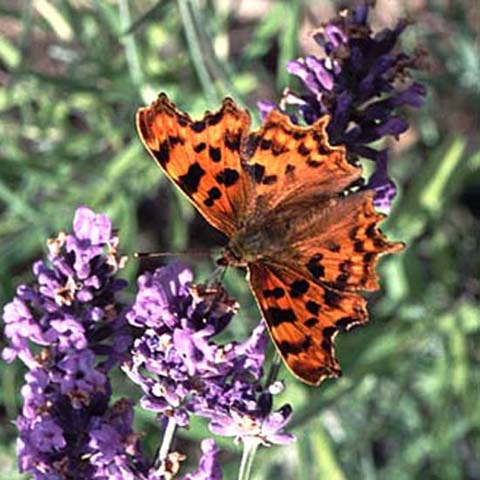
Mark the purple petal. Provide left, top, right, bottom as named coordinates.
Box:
left=305, top=56, right=334, bottom=91
left=73, top=206, right=112, bottom=244
left=287, top=60, right=320, bottom=94
left=324, top=24, right=348, bottom=48
left=366, top=150, right=397, bottom=211
left=257, top=100, right=276, bottom=121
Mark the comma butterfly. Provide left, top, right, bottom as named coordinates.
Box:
left=136, top=94, right=403, bottom=385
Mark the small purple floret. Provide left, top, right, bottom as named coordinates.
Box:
left=182, top=439, right=223, bottom=480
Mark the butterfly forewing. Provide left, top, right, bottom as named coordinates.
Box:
left=136, top=94, right=253, bottom=236
left=245, top=109, right=362, bottom=210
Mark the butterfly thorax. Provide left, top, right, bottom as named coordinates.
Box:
left=221, top=211, right=297, bottom=267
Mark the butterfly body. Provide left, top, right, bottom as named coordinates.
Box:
left=137, top=93, right=403, bottom=385
left=224, top=209, right=293, bottom=266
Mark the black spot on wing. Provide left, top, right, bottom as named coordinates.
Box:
left=293, top=131, right=306, bottom=140
left=335, top=273, right=349, bottom=285
left=203, top=186, right=222, bottom=207
left=267, top=307, right=297, bottom=327
left=307, top=159, right=322, bottom=168
left=321, top=327, right=336, bottom=352
left=168, top=135, right=184, bottom=147
left=207, top=111, right=223, bottom=126
left=324, top=289, right=342, bottom=308
left=178, top=162, right=206, bottom=195
left=191, top=120, right=206, bottom=133
left=194, top=142, right=206, bottom=153
left=263, top=287, right=285, bottom=299
left=154, top=140, right=170, bottom=167
left=317, top=143, right=331, bottom=155
left=260, top=138, right=272, bottom=150
left=304, top=318, right=319, bottom=327
left=209, top=146, right=221, bottom=163
left=271, top=142, right=288, bottom=156
left=215, top=168, right=239, bottom=187
left=262, top=175, right=278, bottom=185
left=335, top=316, right=357, bottom=331
left=177, top=116, right=188, bottom=127
left=366, top=223, right=376, bottom=239
left=326, top=240, right=341, bottom=252
left=349, top=226, right=359, bottom=240
left=246, top=163, right=265, bottom=183
left=307, top=253, right=325, bottom=279
left=305, top=300, right=320, bottom=315
left=354, top=240, right=364, bottom=252
left=225, top=132, right=241, bottom=152
left=298, top=143, right=310, bottom=156
left=289, top=279, right=309, bottom=298
left=279, top=336, right=312, bottom=356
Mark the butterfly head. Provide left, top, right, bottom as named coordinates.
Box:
left=217, top=228, right=263, bottom=267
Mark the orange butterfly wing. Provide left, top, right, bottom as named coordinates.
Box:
left=248, top=262, right=367, bottom=385
left=288, top=190, right=404, bottom=292
left=244, top=109, right=361, bottom=210
left=136, top=94, right=253, bottom=236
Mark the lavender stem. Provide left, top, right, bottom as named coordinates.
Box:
left=238, top=438, right=260, bottom=480
left=156, top=417, right=177, bottom=468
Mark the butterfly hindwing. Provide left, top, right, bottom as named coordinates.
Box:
left=136, top=94, right=253, bottom=236
left=287, top=190, right=404, bottom=292
left=248, top=262, right=368, bottom=385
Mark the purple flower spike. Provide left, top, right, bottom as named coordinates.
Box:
left=1, top=207, right=142, bottom=479
left=125, top=263, right=294, bottom=447
left=124, top=263, right=241, bottom=426
left=259, top=2, right=426, bottom=210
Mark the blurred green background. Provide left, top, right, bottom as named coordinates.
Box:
left=0, top=0, right=479, bottom=479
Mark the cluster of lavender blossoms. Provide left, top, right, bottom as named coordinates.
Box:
left=2, top=207, right=294, bottom=479
left=1, top=207, right=142, bottom=479
left=259, top=1, right=426, bottom=211
left=124, top=262, right=294, bottom=445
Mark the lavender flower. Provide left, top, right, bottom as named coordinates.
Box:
left=1, top=206, right=143, bottom=479
left=259, top=1, right=426, bottom=210
left=182, top=439, right=222, bottom=480
left=124, top=262, right=295, bottom=446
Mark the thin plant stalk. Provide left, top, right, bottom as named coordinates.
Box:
left=177, top=0, right=218, bottom=104
left=156, top=417, right=178, bottom=469
left=238, top=438, right=260, bottom=480
left=265, top=351, right=282, bottom=387
left=117, top=0, right=145, bottom=99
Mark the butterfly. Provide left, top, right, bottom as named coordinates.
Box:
left=136, top=93, right=403, bottom=385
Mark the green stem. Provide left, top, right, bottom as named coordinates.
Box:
left=265, top=351, right=282, bottom=387
left=156, top=417, right=177, bottom=469
left=117, top=0, right=145, bottom=99
left=238, top=438, right=260, bottom=480
left=177, top=0, right=218, bottom=104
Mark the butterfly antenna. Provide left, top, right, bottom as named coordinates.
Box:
left=133, top=250, right=219, bottom=259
